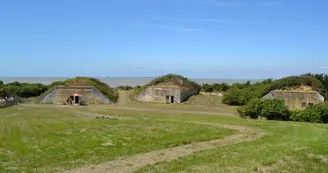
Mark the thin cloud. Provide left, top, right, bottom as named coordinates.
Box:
left=189, top=0, right=244, bottom=6
left=152, top=16, right=270, bottom=25
left=159, top=25, right=207, bottom=32
left=320, top=66, right=328, bottom=69
left=260, top=2, right=284, bottom=6
left=127, top=21, right=207, bottom=33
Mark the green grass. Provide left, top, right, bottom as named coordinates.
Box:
left=134, top=114, right=328, bottom=173
left=1, top=104, right=328, bottom=173
left=0, top=105, right=233, bottom=173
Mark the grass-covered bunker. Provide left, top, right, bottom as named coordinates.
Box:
left=135, top=74, right=200, bottom=104
left=262, top=86, right=324, bottom=110
left=37, top=77, right=117, bottom=105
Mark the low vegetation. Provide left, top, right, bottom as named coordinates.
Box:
left=0, top=81, right=48, bottom=99
left=238, top=98, right=328, bottom=124
left=115, top=85, right=134, bottom=91
left=237, top=99, right=290, bottom=120
left=200, top=83, right=230, bottom=93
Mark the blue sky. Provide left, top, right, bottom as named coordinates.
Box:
left=1, top=0, right=328, bottom=79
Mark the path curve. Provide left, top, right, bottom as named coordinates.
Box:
left=61, top=122, right=265, bottom=173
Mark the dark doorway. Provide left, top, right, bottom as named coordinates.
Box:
left=171, top=96, right=174, bottom=103
left=75, top=96, right=80, bottom=104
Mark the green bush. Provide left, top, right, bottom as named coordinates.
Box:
left=115, top=85, right=133, bottom=91
left=201, top=83, right=230, bottom=92
left=238, top=99, right=289, bottom=121
left=3, top=82, right=48, bottom=98
left=261, top=99, right=290, bottom=120
left=237, top=99, right=262, bottom=119
left=290, top=103, right=328, bottom=123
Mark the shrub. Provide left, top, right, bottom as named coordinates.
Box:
left=261, top=99, right=290, bottom=120
left=201, top=83, right=230, bottom=93
left=3, top=82, right=48, bottom=98
left=290, top=103, right=328, bottom=123
left=237, top=99, right=262, bottom=119
left=290, top=110, right=322, bottom=123
left=238, top=99, right=289, bottom=121
left=116, top=85, right=133, bottom=91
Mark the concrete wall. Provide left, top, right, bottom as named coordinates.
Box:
left=136, top=87, right=182, bottom=103
left=262, top=91, right=325, bottom=110
left=135, top=86, right=199, bottom=104
left=181, top=89, right=200, bottom=102
left=37, top=86, right=112, bottom=104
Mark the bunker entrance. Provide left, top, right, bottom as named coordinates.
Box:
left=171, top=96, right=174, bottom=103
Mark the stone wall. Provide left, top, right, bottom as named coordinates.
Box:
left=135, top=87, right=182, bottom=103
left=37, top=86, right=112, bottom=104
left=181, top=89, right=200, bottom=102
left=262, top=90, right=325, bottom=110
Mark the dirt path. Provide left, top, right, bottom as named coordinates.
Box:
left=61, top=122, right=265, bottom=173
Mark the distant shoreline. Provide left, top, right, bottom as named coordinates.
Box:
left=0, top=77, right=263, bottom=87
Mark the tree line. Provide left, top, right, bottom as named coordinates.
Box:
left=0, top=81, right=48, bottom=98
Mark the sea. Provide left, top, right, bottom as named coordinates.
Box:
left=0, top=77, right=261, bottom=87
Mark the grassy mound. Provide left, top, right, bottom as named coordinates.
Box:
left=44, top=77, right=118, bottom=102
left=134, top=74, right=200, bottom=96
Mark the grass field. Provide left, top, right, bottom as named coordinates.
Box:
left=0, top=102, right=328, bottom=173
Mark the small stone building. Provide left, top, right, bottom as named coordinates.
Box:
left=135, top=75, right=200, bottom=105
left=37, top=86, right=112, bottom=105
left=262, top=89, right=325, bottom=110
left=135, top=85, right=199, bottom=104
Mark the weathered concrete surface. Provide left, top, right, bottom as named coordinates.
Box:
left=37, top=86, right=112, bottom=104
left=135, top=86, right=199, bottom=104
left=262, top=90, right=324, bottom=110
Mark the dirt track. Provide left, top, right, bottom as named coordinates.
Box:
left=61, top=122, right=264, bottom=173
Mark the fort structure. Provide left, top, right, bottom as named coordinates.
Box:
left=135, top=74, right=200, bottom=104
left=36, top=77, right=117, bottom=105
left=262, top=86, right=324, bottom=110
left=37, top=86, right=112, bottom=105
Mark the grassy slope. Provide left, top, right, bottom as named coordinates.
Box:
left=183, top=94, right=238, bottom=113
left=0, top=105, right=233, bottom=173
left=135, top=113, right=328, bottom=173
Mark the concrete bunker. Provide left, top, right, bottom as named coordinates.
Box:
left=262, top=86, right=325, bottom=110
left=37, top=86, right=113, bottom=105
left=135, top=74, right=200, bottom=104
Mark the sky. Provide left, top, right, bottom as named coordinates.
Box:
left=0, top=0, right=328, bottom=79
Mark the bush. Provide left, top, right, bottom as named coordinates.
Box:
left=201, top=83, right=230, bottom=93
left=238, top=99, right=289, bottom=120
left=261, top=99, right=290, bottom=120
left=290, top=103, right=328, bottom=123
left=116, top=85, right=133, bottom=91
left=3, top=82, right=48, bottom=98
left=237, top=99, right=262, bottom=119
